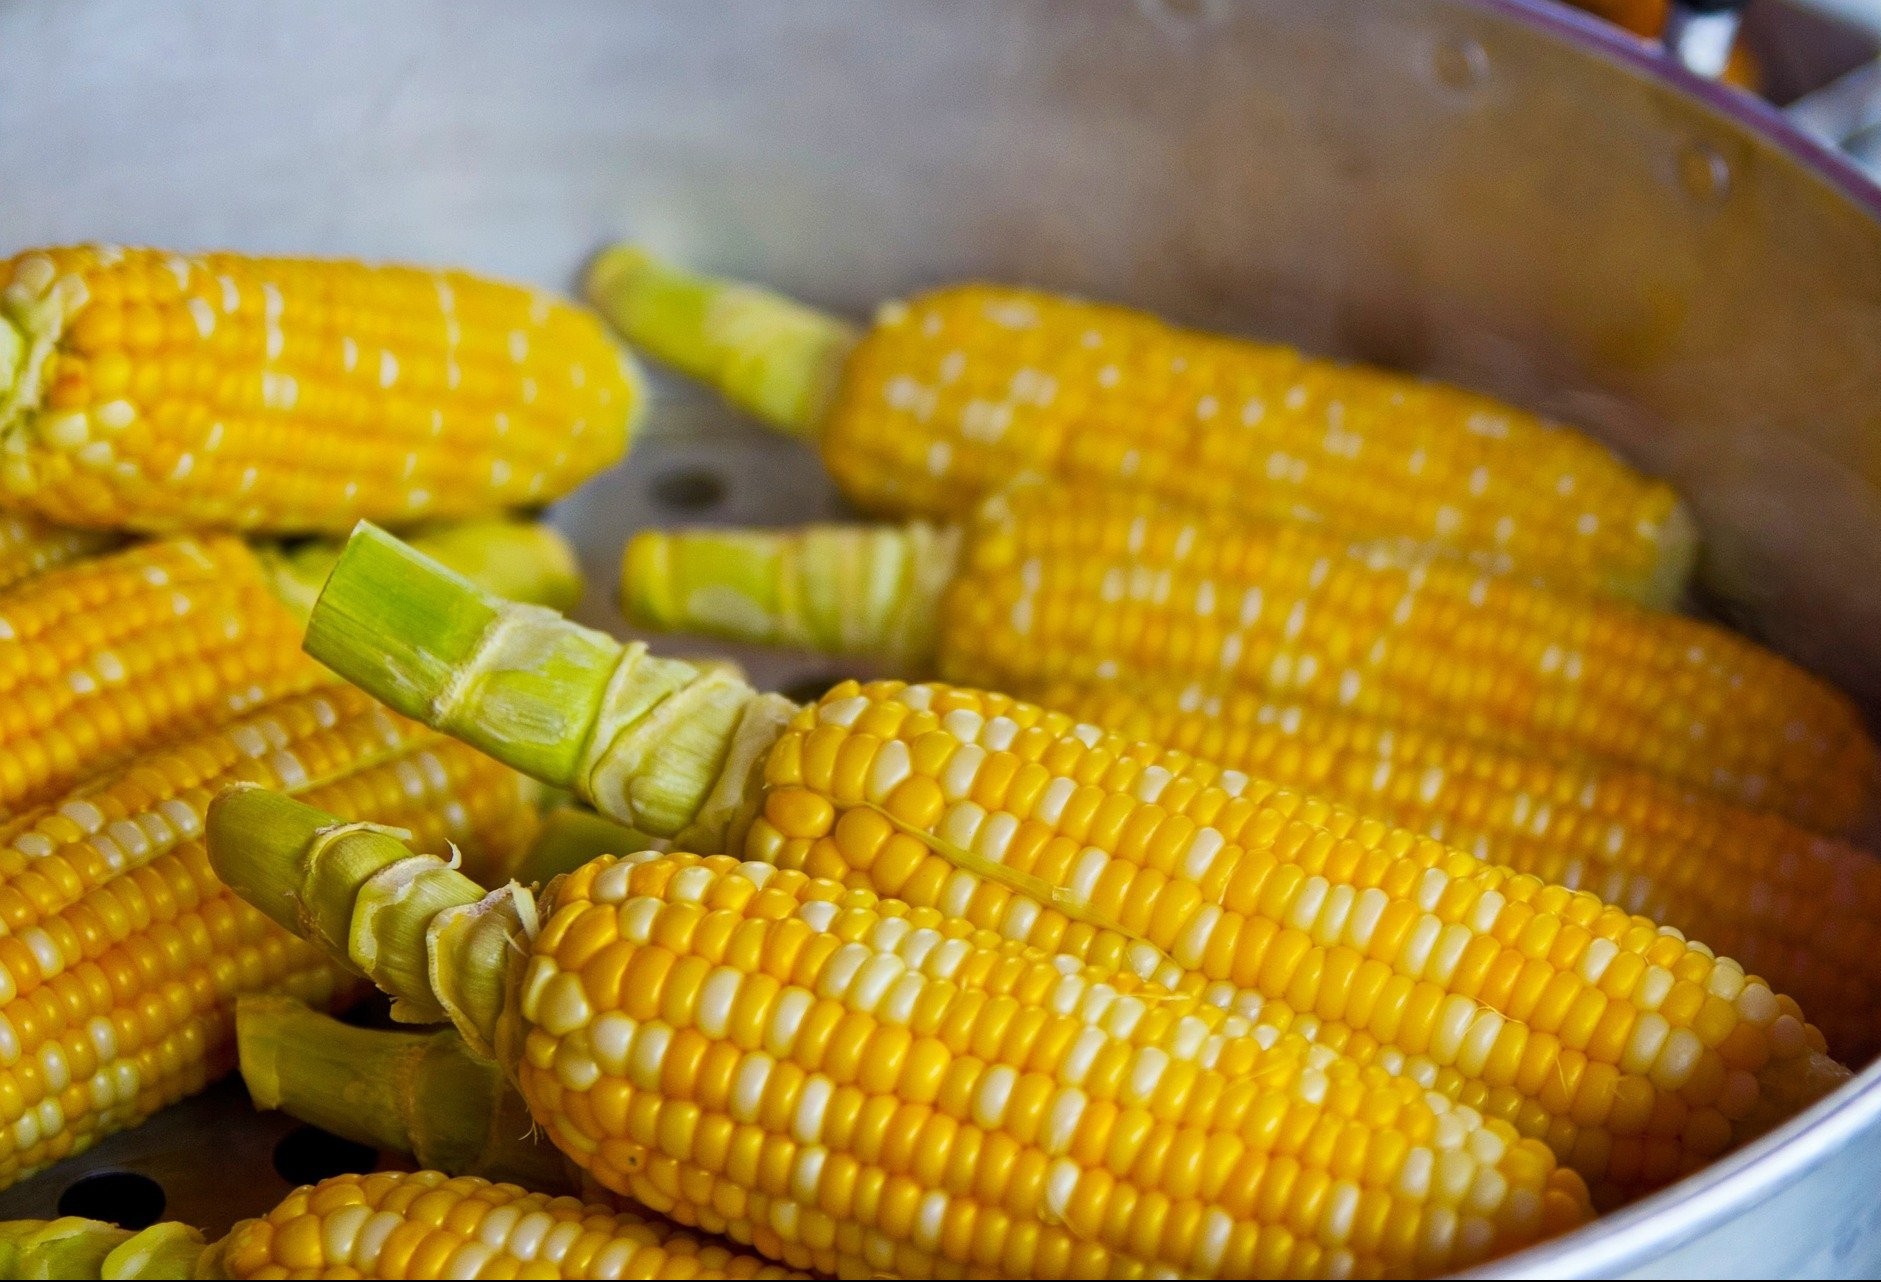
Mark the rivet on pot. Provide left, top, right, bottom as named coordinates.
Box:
left=1679, top=141, right=1733, bottom=206
left=1433, top=35, right=1490, bottom=92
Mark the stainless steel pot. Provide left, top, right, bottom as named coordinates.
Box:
left=2, top=1, right=1878, bottom=1274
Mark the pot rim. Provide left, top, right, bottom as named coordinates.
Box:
left=1449, top=13, right=1881, bottom=1270
left=1481, top=0, right=1881, bottom=220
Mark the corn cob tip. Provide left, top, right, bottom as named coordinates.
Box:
left=583, top=242, right=658, bottom=306
left=205, top=783, right=355, bottom=944
left=584, top=243, right=855, bottom=438
left=233, top=994, right=302, bottom=1115
left=406, top=516, right=585, bottom=614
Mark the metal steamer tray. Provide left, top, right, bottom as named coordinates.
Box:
left=4, top=1, right=1881, bottom=1275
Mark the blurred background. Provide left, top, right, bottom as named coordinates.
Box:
left=1567, top=0, right=1881, bottom=169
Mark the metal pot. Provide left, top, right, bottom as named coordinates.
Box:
left=2, top=0, right=1878, bottom=1274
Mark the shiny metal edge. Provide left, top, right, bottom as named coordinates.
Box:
left=1455, top=5, right=1881, bottom=1275
left=1487, top=0, right=1881, bottom=215
left=1481, top=1054, right=1881, bottom=1276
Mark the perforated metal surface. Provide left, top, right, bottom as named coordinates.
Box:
left=0, top=1083, right=353, bottom=1237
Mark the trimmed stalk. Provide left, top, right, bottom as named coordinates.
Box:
left=622, top=520, right=957, bottom=664
left=584, top=246, right=855, bottom=439
left=260, top=516, right=582, bottom=620
left=206, top=785, right=519, bottom=1051
left=305, top=524, right=795, bottom=847
left=236, top=996, right=569, bottom=1193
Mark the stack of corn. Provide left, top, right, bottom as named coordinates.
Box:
left=587, top=248, right=1695, bottom=606
left=0, top=243, right=642, bottom=1200
left=182, top=529, right=1853, bottom=1278
left=0, top=235, right=1864, bottom=1280
left=620, top=500, right=1881, bottom=1066
left=598, top=258, right=1881, bottom=1072
left=0, top=681, right=540, bottom=1190
left=619, top=485, right=1873, bottom=831
left=0, top=518, right=584, bottom=1191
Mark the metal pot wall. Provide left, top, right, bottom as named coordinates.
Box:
left=2, top=0, right=1879, bottom=1274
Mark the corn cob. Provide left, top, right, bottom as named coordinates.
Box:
left=0, top=680, right=540, bottom=1191
left=0, top=1170, right=803, bottom=1279
left=619, top=486, right=1874, bottom=831
left=212, top=805, right=1595, bottom=1280
left=0, top=513, right=116, bottom=593
left=588, top=247, right=1694, bottom=606
left=0, top=245, right=637, bottom=533
left=292, top=528, right=1850, bottom=1211
left=0, top=517, right=577, bottom=820
left=1038, top=678, right=1881, bottom=1063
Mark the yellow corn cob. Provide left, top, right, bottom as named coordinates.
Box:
left=290, top=529, right=1850, bottom=1213
left=588, top=248, right=1695, bottom=606
left=0, top=681, right=540, bottom=1190
left=211, top=806, right=1597, bottom=1280
left=0, top=536, right=324, bottom=816
left=619, top=485, right=1874, bottom=831
left=0, top=1170, right=803, bottom=1279
left=0, top=245, right=638, bottom=532
left=0, top=517, right=579, bottom=821
left=745, top=683, right=1843, bottom=1208
left=1033, top=678, right=1881, bottom=1064
left=0, top=513, right=115, bottom=593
